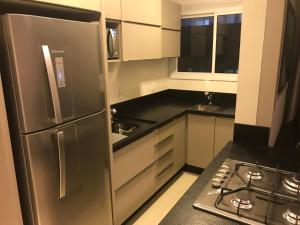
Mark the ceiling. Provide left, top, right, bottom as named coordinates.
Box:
left=171, top=0, right=241, bottom=6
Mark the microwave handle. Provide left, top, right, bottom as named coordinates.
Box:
left=107, top=29, right=114, bottom=58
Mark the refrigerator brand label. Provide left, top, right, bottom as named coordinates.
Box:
left=55, top=57, right=66, bottom=88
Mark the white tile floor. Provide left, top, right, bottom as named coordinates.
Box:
left=127, top=172, right=199, bottom=225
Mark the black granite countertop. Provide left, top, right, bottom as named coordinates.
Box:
left=159, top=141, right=299, bottom=225
left=112, top=90, right=236, bottom=151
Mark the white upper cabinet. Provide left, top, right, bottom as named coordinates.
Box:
left=161, top=0, right=181, bottom=30
left=162, top=29, right=180, bottom=58
left=26, top=0, right=101, bottom=12
left=103, top=0, right=121, bottom=20
left=122, top=22, right=162, bottom=61
left=121, top=0, right=161, bottom=26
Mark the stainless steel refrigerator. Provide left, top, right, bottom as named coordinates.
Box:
left=0, top=14, right=113, bottom=225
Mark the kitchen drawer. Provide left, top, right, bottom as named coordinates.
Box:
left=115, top=164, right=155, bottom=225
left=155, top=121, right=174, bottom=144
left=113, top=132, right=154, bottom=190
left=153, top=149, right=174, bottom=177
left=154, top=132, right=174, bottom=159
left=154, top=160, right=174, bottom=191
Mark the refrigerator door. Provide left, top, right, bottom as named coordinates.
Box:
left=21, top=111, right=112, bottom=225
left=3, top=14, right=105, bottom=133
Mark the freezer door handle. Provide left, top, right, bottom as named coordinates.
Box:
left=42, top=45, right=62, bottom=124
left=57, top=131, right=66, bottom=199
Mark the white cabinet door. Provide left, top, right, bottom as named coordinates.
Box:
left=122, top=22, right=162, bottom=61
left=121, top=0, right=161, bottom=26
left=115, top=165, right=155, bottom=225
left=103, top=0, right=121, bottom=20
left=161, top=0, right=181, bottom=30
left=187, top=114, right=215, bottom=168
left=113, top=132, right=155, bottom=190
left=173, top=116, right=186, bottom=171
left=162, top=29, right=180, bottom=58
left=214, top=117, right=234, bottom=157
left=27, top=0, right=101, bottom=11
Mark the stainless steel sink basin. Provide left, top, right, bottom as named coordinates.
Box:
left=112, top=121, right=138, bottom=135
left=191, top=104, right=221, bottom=112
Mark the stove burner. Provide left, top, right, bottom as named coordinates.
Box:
left=231, top=192, right=254, bottom=210
left=283, top=173, right=300, bottom=194
left=245, top=167, right=263, bottom=181
left=283, top=207, right=300, bottom=225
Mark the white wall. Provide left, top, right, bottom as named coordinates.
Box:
left=235, top=0, right=287, bottom=146
left=108, top=59, right=169, bottom=104
left=256, top=0, right=286, bottom=128
left=0, top=78, right=23, bottom=225
left=235, top=0, right=268, bottom=125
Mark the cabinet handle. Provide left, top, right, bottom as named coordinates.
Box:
left=154, top=134, right=173, bottom=148
left=155, top=162, right=174, bottom=179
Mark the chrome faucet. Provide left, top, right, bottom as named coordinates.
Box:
left=204, top=91, right=213, bottom=105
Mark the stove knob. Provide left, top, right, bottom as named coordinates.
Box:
left=219, top=168, right=230, bottom=174
left=221, top=164, right=230, bottom=170
left=212, top=178, right=224, bottom=183
left=211, top=180, right=222, bottom=189
left=216, top=172, right=227, bottom=179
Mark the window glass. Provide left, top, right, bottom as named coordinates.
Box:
left=178, top=16, right=214, bottom=72
left=215, top=14, right=242, bottom=74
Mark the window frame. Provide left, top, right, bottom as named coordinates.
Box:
left=170, top=8, right=243, bottom=82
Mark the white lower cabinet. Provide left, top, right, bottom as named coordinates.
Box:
left=187, top=114, right=234, bottom=169
left=115, top=164, right=155, bottom=225
left=113, top=133, right=154, bottom=190
left=214, top=117, right=234, bottom=157
left=114, top=116, right=186, bottom=224
left=187, top=114, right=215, bottom=168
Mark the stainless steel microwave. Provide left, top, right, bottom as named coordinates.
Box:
left=106, top=27, right=119, bottom=59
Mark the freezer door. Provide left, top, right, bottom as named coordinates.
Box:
left=21, top=111, right=113, bottom=225
left=3, top=14, right=105, bottom=133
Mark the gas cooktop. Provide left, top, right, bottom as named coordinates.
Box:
left=193, top=159, right=300, bottom=225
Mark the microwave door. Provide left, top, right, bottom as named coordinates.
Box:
left=107, top=29, right=114, bottom=58
left=3, top=14, right=105, bottom=133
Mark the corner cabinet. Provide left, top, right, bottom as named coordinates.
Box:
left=162, top=29, right=180, bottom=58
left=121, top=0, right=161, bottom=26
left=122, top=22, right=162, bottom=61
left=187, top=114, right=234, bottom=169
left=27, top=0, right=101, bottom=11
left=187, top=115, right=215, bottom=168
left=161, top=0, right=181, bottom=58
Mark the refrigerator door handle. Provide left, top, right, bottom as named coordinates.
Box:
left=42, top=45, right=62, bottom=124
left=57, top=131, right=66, bottom=199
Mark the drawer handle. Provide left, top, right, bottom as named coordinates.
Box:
left=157, top=148, right=173, bottom=161
left=155, top=162, right=174, bottom=179
left=154, top=134, right=173, bottom=148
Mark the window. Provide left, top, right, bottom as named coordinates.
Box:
left=177, top=13, right=242, bottom=76
left=178, top=16, right=214, bottom=72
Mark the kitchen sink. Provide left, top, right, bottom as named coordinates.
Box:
left=191, top=104, right=221, bottom=112
left=112, top=121, right=138, bottom=135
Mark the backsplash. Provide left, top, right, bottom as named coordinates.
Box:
left=107, top=58, right=169, bottom=104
